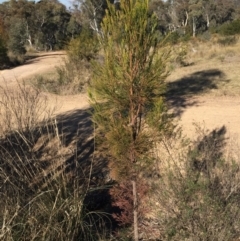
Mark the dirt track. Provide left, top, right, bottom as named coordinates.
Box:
left=1, top=51, right=240, bottom=146
left=176, top=95, right=240, bottom=141
left=0, top=52, right=65, bottom=84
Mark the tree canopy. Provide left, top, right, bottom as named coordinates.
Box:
left=0, top=0, right=75, bottom=52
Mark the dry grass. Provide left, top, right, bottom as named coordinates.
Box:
left=167, top=35, right=240, bottom=97
left=0, top=82, right=56, bottom=134
left=0, top=82, right=112, bottom=241
left=30, top=58, right=91, bottom=95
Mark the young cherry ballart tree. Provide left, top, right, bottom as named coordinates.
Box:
left=89, top=0, right=171, bottom=240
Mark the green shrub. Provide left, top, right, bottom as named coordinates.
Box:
left=164, top=31, right=191, bottom=45
left=7, top=51, right=25, bottom=66
left=218, top=19, right=240, bottom=36
left=0, top=37, right=9, bottom=69
left=165, top=32, right=180, bottom=45
left=48, top=28, right=99, bottom=94
left=55, top=58, right=91, bottom=94
left=67, top=27, right=99, bottom=62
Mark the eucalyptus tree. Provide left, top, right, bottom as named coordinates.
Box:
left=0, top=0, right=71, bottom=51
left=72, top=0, right=114, bottom=36
left=213, top=0, right=235, bottom=25
left=3, top=0, right=35, bottom=47
left=149, top=0, right=171, bottom=34
left=34, top=0, right=71, bottom=50
left=8, top=21, right=26, bottom=55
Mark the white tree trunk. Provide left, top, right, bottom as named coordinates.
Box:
left=192, top=17, right=196, bottom=37
left=206, top=13, right=210, bottom=29
left=184, top=11, right=189, bottom=27
left=27, top=35, right=32, bottom=47
left=26, top=24, right=33, bottom=47
left=182, top=11, right=189, bottom=34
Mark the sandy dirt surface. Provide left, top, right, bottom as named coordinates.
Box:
left=0, top=52, right=65, bottom=84
left=1, top=51, right=240, bottom=146
left=176, top=95, right=240, bottom=141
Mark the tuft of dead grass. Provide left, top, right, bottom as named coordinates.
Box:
left=0, top=82, right=112, bottom=240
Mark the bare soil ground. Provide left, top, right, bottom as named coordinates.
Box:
left=174, top=95, right=240, bottom=141
left=1, top=49, right=240, bottom=146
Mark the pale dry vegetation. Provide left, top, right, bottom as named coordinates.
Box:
left=0, top=83, right=112, bottom=241
left=31, top=64, right=90, bottom=95
left=168, top=36, right=240, bottom=97
left=137, top=124, right=240, bottom=240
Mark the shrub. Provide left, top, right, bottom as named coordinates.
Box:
left=67, top=27, right=99, bottom=62
left=218, top=19, right=240, bottom=36
left=55, top=58, right=91, bottom=94
left=7, top=51, right=25, bottom=66
left=198, top=31, right=212, bottom=42
left=48, top=27, right=99, bottom=94
left=0, top=37, right=9, bottom=69
left=163, top=31, right=191, bottom=45
left=157, top=126, right=240, bottom=240
left=165, top=32, right=181, bottom=45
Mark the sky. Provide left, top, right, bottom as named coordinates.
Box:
left=0, top=0, right=73, bottom=9
left=59, top=0, right=72, bottom=9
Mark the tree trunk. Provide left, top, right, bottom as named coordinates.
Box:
left=192, top=17, right=196, bottom=37
left=183, top=11, right=188, bottom=34
left=184, top=11, right=188, bottom=27
left=132, top=180, right=139, bottom=241
left=206, top=13, right=210, bottom=29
